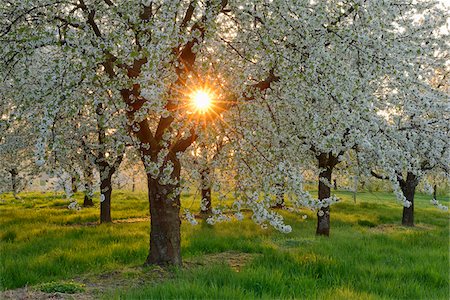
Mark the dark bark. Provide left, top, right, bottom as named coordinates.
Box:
left=71, top=176, right=78, bottom=193
left=83, top=169, right=94, bottom=207
left=433, top=184, right=437, bottom=200
left=145, top=153, right=182, bottom=266
left=399, top=172, right=418, bottom=227
left=82, top=151, right=94, bottom=207
left=200, top=167, right=212, bottom=215
left=95, top=102, right=124, bottom=223
left=10, top=168, right=19, bottom=199
left=84, top=194, right=94, bottom=207
left=100, top=169, right=113, bottom=223
left=316, top=153, right=335, bottom=236
left=333, top=179, right=337, bottom=190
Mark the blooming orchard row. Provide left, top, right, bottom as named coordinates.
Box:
left=0, top=0, right=448, bottom=265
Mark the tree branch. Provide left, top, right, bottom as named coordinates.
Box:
left=371, top=170, right=387, bottom=180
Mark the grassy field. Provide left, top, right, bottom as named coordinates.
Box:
left=0, top=190, right=448, bottom=299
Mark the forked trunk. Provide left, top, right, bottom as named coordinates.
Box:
left=100, top=170, right=113, bottom=223
left=200, top=167, right=212, bottom=215
left=316, top=153, right=333, bottom=236
left=400, top=172, right=418, bottom=227
left=146, top=171, right=182, bottom=266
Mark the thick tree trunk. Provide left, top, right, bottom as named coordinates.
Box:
left=400, top=172, right=418, bottom=227
left=200, top=168, right=212, bottom=215
left=316, top=153, right=333, bottom=236
left=145, top=155, right=182, bottom=266
left=100, top=170, right=113, bottom=223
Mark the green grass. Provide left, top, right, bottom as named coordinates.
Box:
left=0, top=190, right=448, bottom=299
left=38, top=281, right=85, bottom=294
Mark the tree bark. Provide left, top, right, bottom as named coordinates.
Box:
left=83, top=168, right=94, bottom=207
left=273, top=183, right=285, bottom=208
left=145, top=154, right=182, bottom=266
left=99, top=162, right=114, bottom=223
left=100, top=169, right=113, bottom=223
left=316, top=153, right=334, bottom=236
left=400, top=172, right=418, bottom=227
left=200, top=167, right=212, bottom=215
left=95, top=102, right=124, bottom=223
left=10, top=168, right=19, bottom=199
left=71, top=176, right=78, bottom=193
left=84, top=194, right=94, bottom=207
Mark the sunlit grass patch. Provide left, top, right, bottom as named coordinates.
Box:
left=38, top=281, right=85, bottom=294
left=0, top=190, right=448, bottom=299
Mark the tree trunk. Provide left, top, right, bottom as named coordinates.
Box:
left=316, top=153, right=333, bottom=236
left=10, top=168, right=19, bottom=199
left=145, top=154, right=182, bottom=266
left=200, top=167, right=212, bottom=215
left=352, top=175, right=358, bottom=203
left=95, top=102, right=124, bottom=223
left=400, top=172, right=418, bottom=227
left=84, top=194, right=94, bottom=207
left=100, top=169, right=113, bottom=223
left=71, top=176, right=78, bottom=193
left=433, top=184, right=437, bottom=200
left=273, top=183, right=284, bottom=208
left=83, top=167, right=94, bottom=207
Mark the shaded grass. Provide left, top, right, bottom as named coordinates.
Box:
left=0, top=190, right=448, bottom=299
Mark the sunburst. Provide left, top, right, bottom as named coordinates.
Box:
left=191, top=90, right=213, bottom=113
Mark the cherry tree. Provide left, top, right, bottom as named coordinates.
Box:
left=368, top=72, right=449, bottom=226
left=241, top=0, right=384, bottom=236
left=0, top=117, right=36, bottom=198
left=46, top=101, right=127, bottom=221
left=236, top=0, right=449, bottom=235
left=1, top=0, right=282, bottom=266
left=361, top=2, right=450, bottom=226
left=0, top=88, right=39, bottom=198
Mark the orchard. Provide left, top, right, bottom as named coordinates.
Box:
left=0, top=1, right=449, bottom=299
